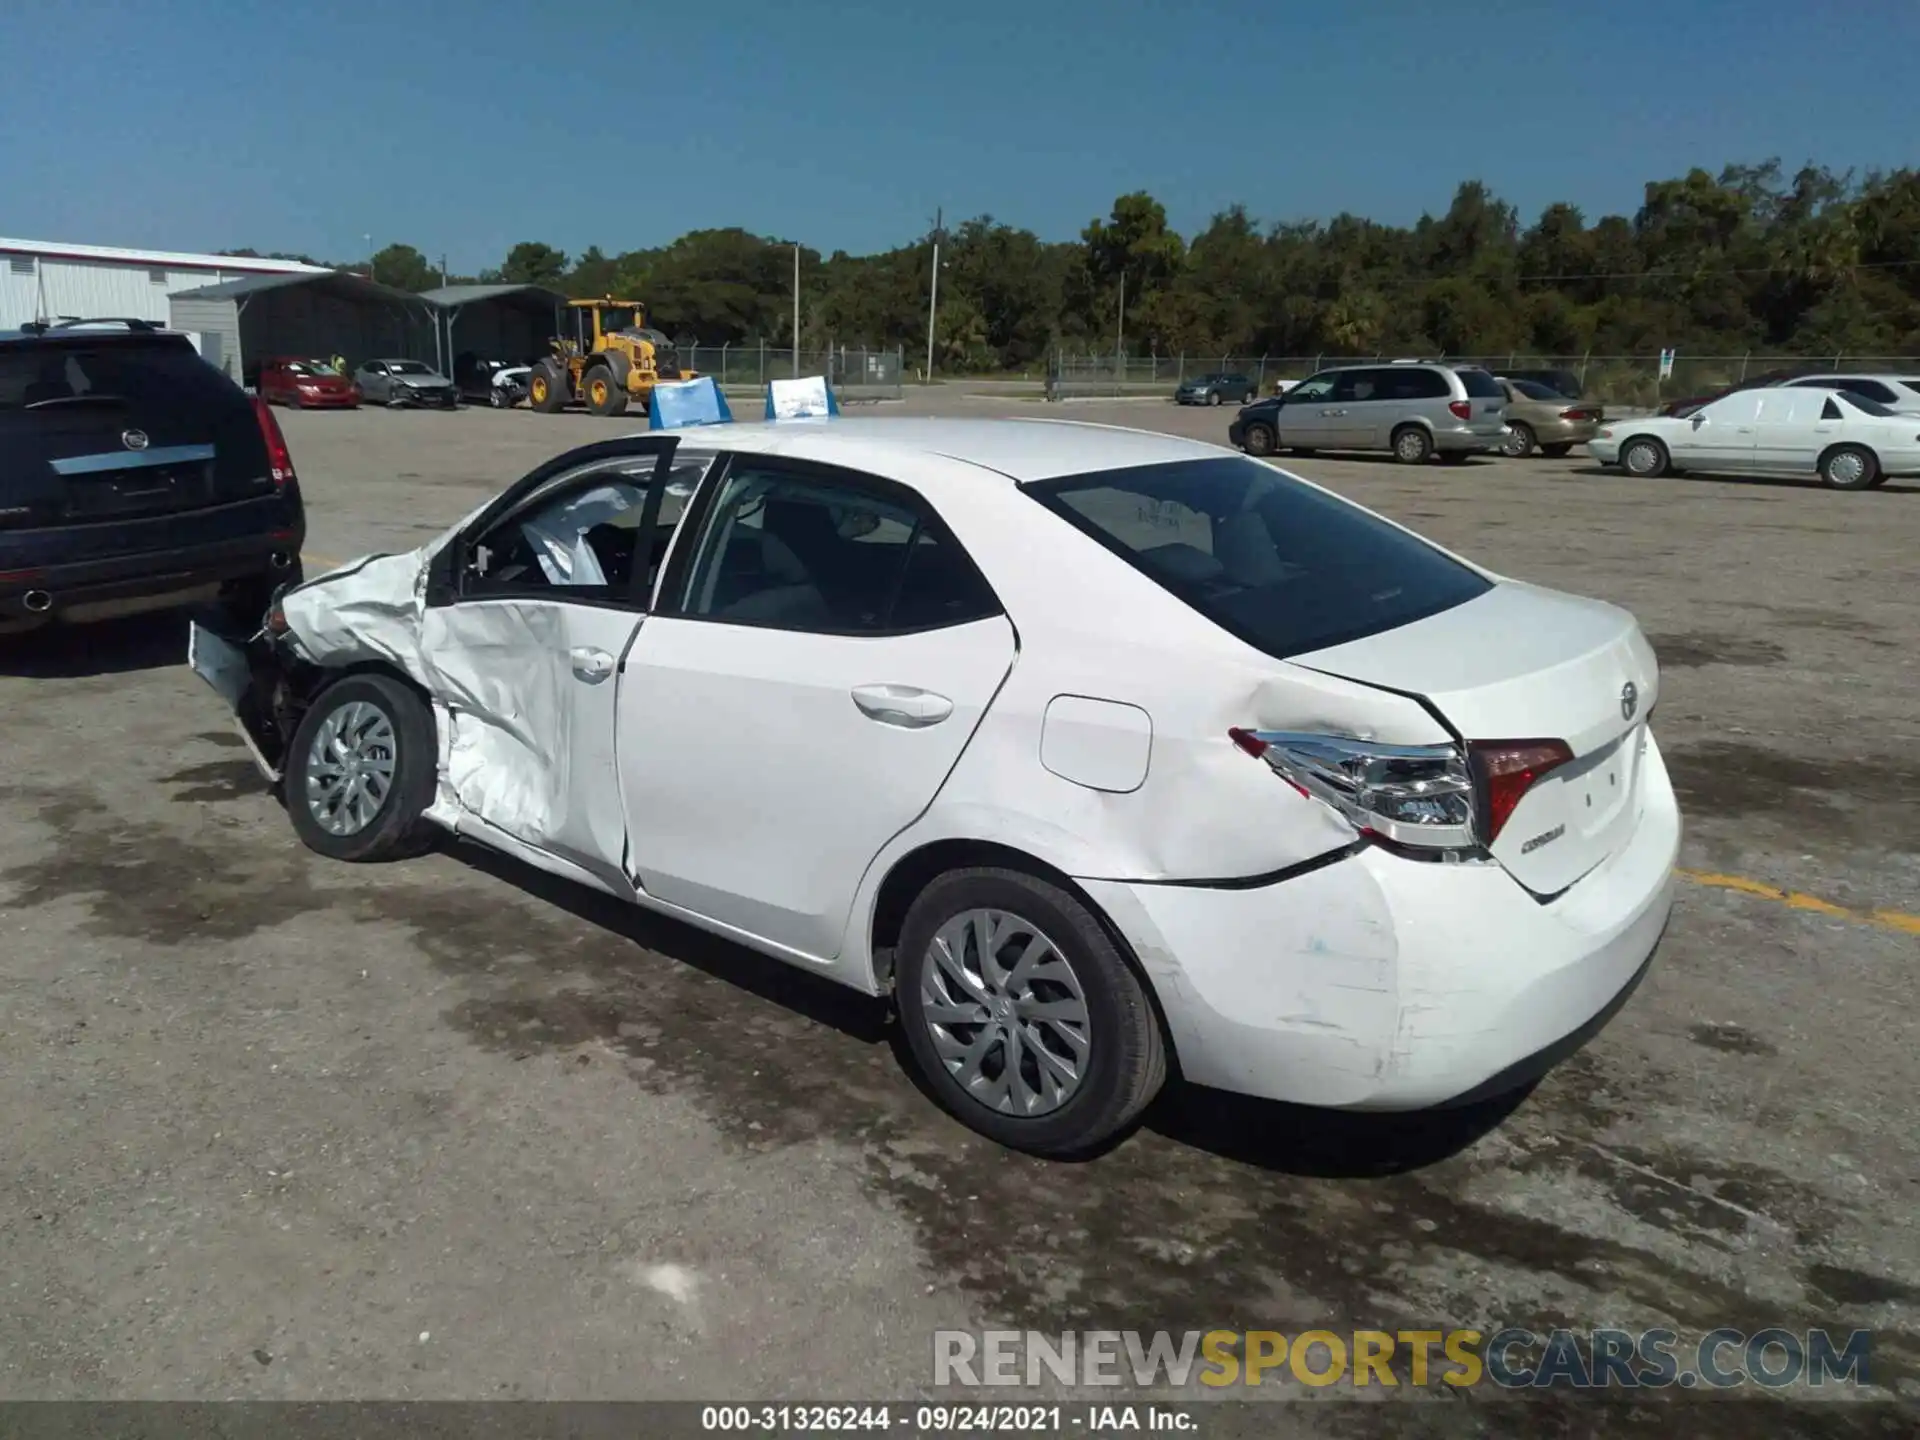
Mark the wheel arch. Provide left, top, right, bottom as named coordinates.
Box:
left=1817, top=439, right=1878, bottom=478
left=864, top=836, right=1178, bottom=1074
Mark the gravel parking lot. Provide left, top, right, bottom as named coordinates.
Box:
left=2, top=390, right=1916, bottom=1434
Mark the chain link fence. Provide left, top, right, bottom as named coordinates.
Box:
left=678, top=343, right=906, bottom=402
left=1049, top=352, right=1920, bottom=409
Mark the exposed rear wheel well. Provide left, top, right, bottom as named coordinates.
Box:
left=867, top=838, right=1177, bottom=1074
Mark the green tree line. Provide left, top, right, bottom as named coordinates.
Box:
left=231, top=160, right=1920, bottom=371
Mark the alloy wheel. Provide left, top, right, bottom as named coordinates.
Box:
left=919, top=908, right=1092, bottom=1117
left=304, top=699, right=398, bottom=837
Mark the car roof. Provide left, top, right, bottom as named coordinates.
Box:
left=675, top=416, right=1230, bottom=484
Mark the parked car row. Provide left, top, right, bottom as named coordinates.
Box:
left=257, top=353, right=535, bottom=412
left=1223, top=357, right=1920, bottom=490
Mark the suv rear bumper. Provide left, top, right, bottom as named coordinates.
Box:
left=0, top=528, right=301, bottom=626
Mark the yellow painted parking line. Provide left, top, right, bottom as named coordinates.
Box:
left=1679, top=869, right=1920, bottom=937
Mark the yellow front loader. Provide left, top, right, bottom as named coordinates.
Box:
left=526, top=299, right=695, bottom=416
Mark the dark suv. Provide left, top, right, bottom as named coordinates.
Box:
left=0, top=323, right=305, bottom=636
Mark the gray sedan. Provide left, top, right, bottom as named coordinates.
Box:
left=353, top=358, right=459, bottom=409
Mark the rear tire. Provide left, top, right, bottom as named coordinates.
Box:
left=284, top=673, right=438, bottom=864
left=1502, top=422, right=1537, bottom=457
left=895, top=867, right=1167, bottom=1157
left=1242, top=422, right=1276, bottom=456
left=1819, top=444, right=1879, bottom=491
left=1392, top=425, right=1434, bottom=464
left=1621, top=437, right=1670, bottom=478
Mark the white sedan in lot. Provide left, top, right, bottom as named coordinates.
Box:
left=1591, top=386, right=1920, bottom=489
left=189, top=419, right=1678, bottom=1156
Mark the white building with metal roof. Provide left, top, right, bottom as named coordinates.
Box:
left=0, top=236, right=330, bottom=332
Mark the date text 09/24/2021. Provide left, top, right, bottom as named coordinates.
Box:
left=701, top=1405, right=1190, bottom=1433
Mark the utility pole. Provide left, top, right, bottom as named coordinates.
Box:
left=793, top=242, right=801, bottom=377
left=1116, top=272, right=1126, bottom=377
left=925, top=207, right=943, bottom=382
left=440, top=253, right=449, bottom=287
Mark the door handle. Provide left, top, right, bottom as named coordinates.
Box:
left=851, top=683, right=953, bottom=728
left=570, top=646, right=615, bottom=683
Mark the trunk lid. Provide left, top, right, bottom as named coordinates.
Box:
left=1292, top=580, right=1659, bottom=896
left=0, top=335, right=273, bottom=529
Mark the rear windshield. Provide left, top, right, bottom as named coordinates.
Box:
left=0, top=337, right=236, bottom=413
left=1510, top=378, right=1560, bottom=401
left=1027, top=457, right=1492, bottom=658
left=1456, top=368, right=1504, bottom=399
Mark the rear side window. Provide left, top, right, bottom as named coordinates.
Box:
left=1027, top=457, right=1493, bottom=658
left=677, top=464, right=1000, bottom=634
left=1380, top=368, right=1449, bottom=400
left=1456, top=368, right=1504, bottom=399
left=0, top=338, right=234, bottom=413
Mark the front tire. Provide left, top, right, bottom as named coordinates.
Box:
left=895, top=868, right=1167, bottom=1157
left=1208, top=391, right=1223, bottom=407
left=1242, top=422, right=1276, bottom=456
left=1392, top=425, right=1434, bottom=464
left=1621, top=436, right=1671, bottom=478
left=529, top=360, right=569, bottom=413
left=1820, top=444, right=1879, bottom=491
left=584, top=365, right=629, bottom=417
left=284, top=673, right=437, bottom=863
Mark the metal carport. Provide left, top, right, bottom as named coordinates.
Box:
left=421, top=284, right=567, bottom=378
left=168, top=270, right=441, bottom=388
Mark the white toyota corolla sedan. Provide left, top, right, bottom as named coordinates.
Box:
left=189, top=418, right=1678, bottom=1156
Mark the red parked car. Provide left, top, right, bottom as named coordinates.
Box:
left=259, top=357, right=360, bottom=409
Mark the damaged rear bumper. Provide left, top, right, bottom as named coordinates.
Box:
left=1079, top=738, right=1680, bottom=1110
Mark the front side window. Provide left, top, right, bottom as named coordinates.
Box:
left=464, top=455, right=706, bottom=603
left=1027, top=457, right=1492, bottom=658
left=1286, top=372, right=1337, bottom=402
left=676, top=464, right=1000, bottom=634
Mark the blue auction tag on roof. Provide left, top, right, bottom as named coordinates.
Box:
left=766, top=375, right=839, bottom=420
left=649, top=376, right=734, bottom=430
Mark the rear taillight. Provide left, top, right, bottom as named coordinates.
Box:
left=1561, top=407, right=1597, bottom=421
left=1229, top=729, right=1476, bottom=854
left=1448, top=400, right=1472, bottom=421
left=1230, top=730, right=1574, bottom=855
left=1468, top=740, right=1574, bottom=843
left=253, top=394, right=295, bottom=490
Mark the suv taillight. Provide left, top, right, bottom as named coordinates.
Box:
left=253, top=394, right=296, bottom=490
left=1448, top=399, right=1472, bottom=421
left=1228, top=729, right=1572, bottom=855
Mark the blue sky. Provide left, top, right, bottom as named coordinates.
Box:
left=3, top=0, right=1917, bottom=271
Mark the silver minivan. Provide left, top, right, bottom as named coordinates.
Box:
left=1235, top=361, right=1509, bottom=463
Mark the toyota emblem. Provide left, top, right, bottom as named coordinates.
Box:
left=121, top=428, right=150, bottom=451
left=1621, top=681, right=1639, bottom=721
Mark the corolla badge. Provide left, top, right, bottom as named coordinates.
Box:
left=121, top=428, right=150, bottom=451
left=1621, top=680, right=1639, bottom=721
